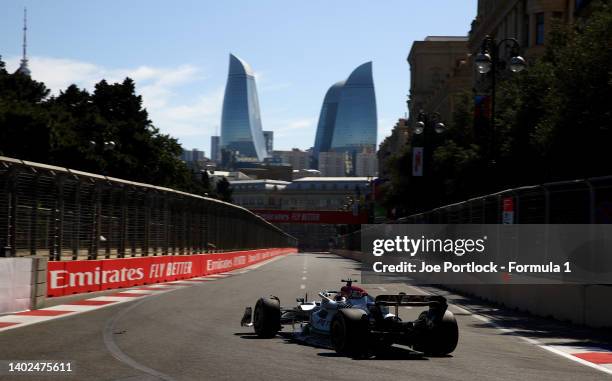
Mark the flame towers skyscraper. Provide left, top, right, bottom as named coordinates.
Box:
left=220, top=54, right=268, bottom=162
left=313, top=62, right=377, bottom=170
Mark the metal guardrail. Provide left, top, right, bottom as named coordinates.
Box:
left=335, top=176, right=612, bottom=251
left=0, top=156, right=297, bottom=260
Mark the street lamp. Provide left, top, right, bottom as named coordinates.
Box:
left=89, top=140, right=116, bottom=152
left=412, top=110, right=446, bottom=178
left=88, top=139, right=117, bottom=176
left=475, top=35, right=526, bottom=165
left=414, top=111, right=445, bottom=136
left=475, top=52, right=493, bottom=74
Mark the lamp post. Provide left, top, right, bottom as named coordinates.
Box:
left=474, top=35, right=526, bottom=165
left=412, top=110, right=446, bottom=177
left=89, top=139, right=116, bottom=176
left=411, top=110, right=446, bottom=212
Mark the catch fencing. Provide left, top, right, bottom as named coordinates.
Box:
left=0, top=156, right=297, bottom=261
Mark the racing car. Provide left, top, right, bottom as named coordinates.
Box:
left=240, top=279, right=458, bottom=358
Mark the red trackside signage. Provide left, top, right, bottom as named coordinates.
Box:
left=46, top=248, right=297, bottom=297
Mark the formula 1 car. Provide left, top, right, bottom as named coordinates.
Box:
left=240, top=279, right=458, bottom=358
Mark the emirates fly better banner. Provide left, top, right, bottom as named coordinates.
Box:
left=46, top=248, right=296, bottom=297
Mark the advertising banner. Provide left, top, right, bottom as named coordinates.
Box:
left=502, top=197, right=515, bottom=224
left=412, top=147, right=424, bottom=177
left=252, top=210, right=367, bottom=224
left=47, top=248, right=296, bottom=297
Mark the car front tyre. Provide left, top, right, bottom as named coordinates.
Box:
left=253, top=297, right=281, bottom=338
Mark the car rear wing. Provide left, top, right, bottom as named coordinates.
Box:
left=375, top=294, right=447, bottom=308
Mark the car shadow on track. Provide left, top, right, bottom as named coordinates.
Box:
left=235, top=332, right=266, bottom=339
left=235, top=332, right=436, bottom=361
left=317, top=346, right=434, bottom=361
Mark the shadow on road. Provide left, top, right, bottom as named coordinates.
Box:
left=317, top=346, right=433, bottom=361
left=236, top=331, right=437, bottom=361
left=234, top=332, right=266, bottom=339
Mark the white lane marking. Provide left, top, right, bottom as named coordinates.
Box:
left=113, top=289, right=156, bottom=294
left=301, top=276, right=307, bottom=280
left=377, top=286, right=387, bottom=292
left=199, top=274, right=228, bottom=278
left=547, top=345, right=612, bottom=353
left=300, top=284, right=306, bottom=290
left=88, top=296, right=143, bottom=302
left=142, top=284, right=173, bottom=288
left=44, top=305, right=101, bottom=312
left=302, top=270, right=307, bottom=274
left=414, top=285, right=612, bottom=376
left=247, top=255, right=287, bottom=270
left=0, top=315, right=59, bottom=324
left=103, top=294, right=176, bottom=381
left=450, top=304, right=473, bottom=315
left=541, top=346, right=612, bottom=376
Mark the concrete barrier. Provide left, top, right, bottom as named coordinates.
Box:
left=0, top=257, right=47, bottom=314
left=331, top=249, right=612, bottom=329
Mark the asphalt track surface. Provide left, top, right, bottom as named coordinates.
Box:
left=0, top=252, right=609, bottom=381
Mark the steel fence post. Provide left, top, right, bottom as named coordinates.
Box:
left=119, top=186, right=127, bottom=258
left=90, top=181, right=101, bottom=260
left=163, top=194, right=169, bottom=255
left=52, top=174, right=65, bottom=261
left=5, top=166, right=17, bottom=257
left=144, top=191, right=150, bottom=256
left=29, top=171, right=39, bottom=256
left=73, top=178, right=81, bottom=260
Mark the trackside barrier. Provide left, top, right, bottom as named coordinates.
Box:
left=47, top=247, right=297, bottom=297
left=0, top=156, right=297, bottom=260
left=333, top=176, right=612, bottom=328
left=0, top=257, right=47, bottom=313
left=330, top=248, right=612, bottom=329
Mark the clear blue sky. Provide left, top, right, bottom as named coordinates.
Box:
left=1, top=1, right=476, bottom=155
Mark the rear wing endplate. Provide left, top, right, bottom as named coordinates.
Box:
left=374, top=294, right=447, bottom=307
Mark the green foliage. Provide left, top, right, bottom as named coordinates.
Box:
left=0, top=58, right=212, bottom=198
left=381, top=4, right=612, bottom=216
left=215, top=177, right=233, bottom=202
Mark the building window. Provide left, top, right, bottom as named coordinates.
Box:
left=535, top=13, right=545, bottom=45
left=524, top=14, right=530, bottom=47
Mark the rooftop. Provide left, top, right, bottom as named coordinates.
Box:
left=424, top=36, right=469, bottom=42
left=293, top=177, right=374, bottom=182
left=230, top=179, right=291, bottom=185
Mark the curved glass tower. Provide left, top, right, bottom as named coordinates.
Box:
left=313, top=80, right=345, bottom=160
left=220, top=54, right=268, bottom=161
left=313, top=62, right=377, bottom=168
left=330, top=62, right=377, bottom=153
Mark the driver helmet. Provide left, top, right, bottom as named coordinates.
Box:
left=340, top=285, right=368, bottom=299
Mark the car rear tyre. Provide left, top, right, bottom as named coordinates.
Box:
left=253, top=297, right=281, bottom=338
left=413, top=310, right=458, bottom=356
left=330, top=308, right=370, bottom=358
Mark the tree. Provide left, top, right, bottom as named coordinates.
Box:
left=215, top=177, right=233, bottom=202
left=0, top=56, right=52, bottom=162
left=0, top=57, right=215, bottom=199
left=381, top=3, right=612, bottom=216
